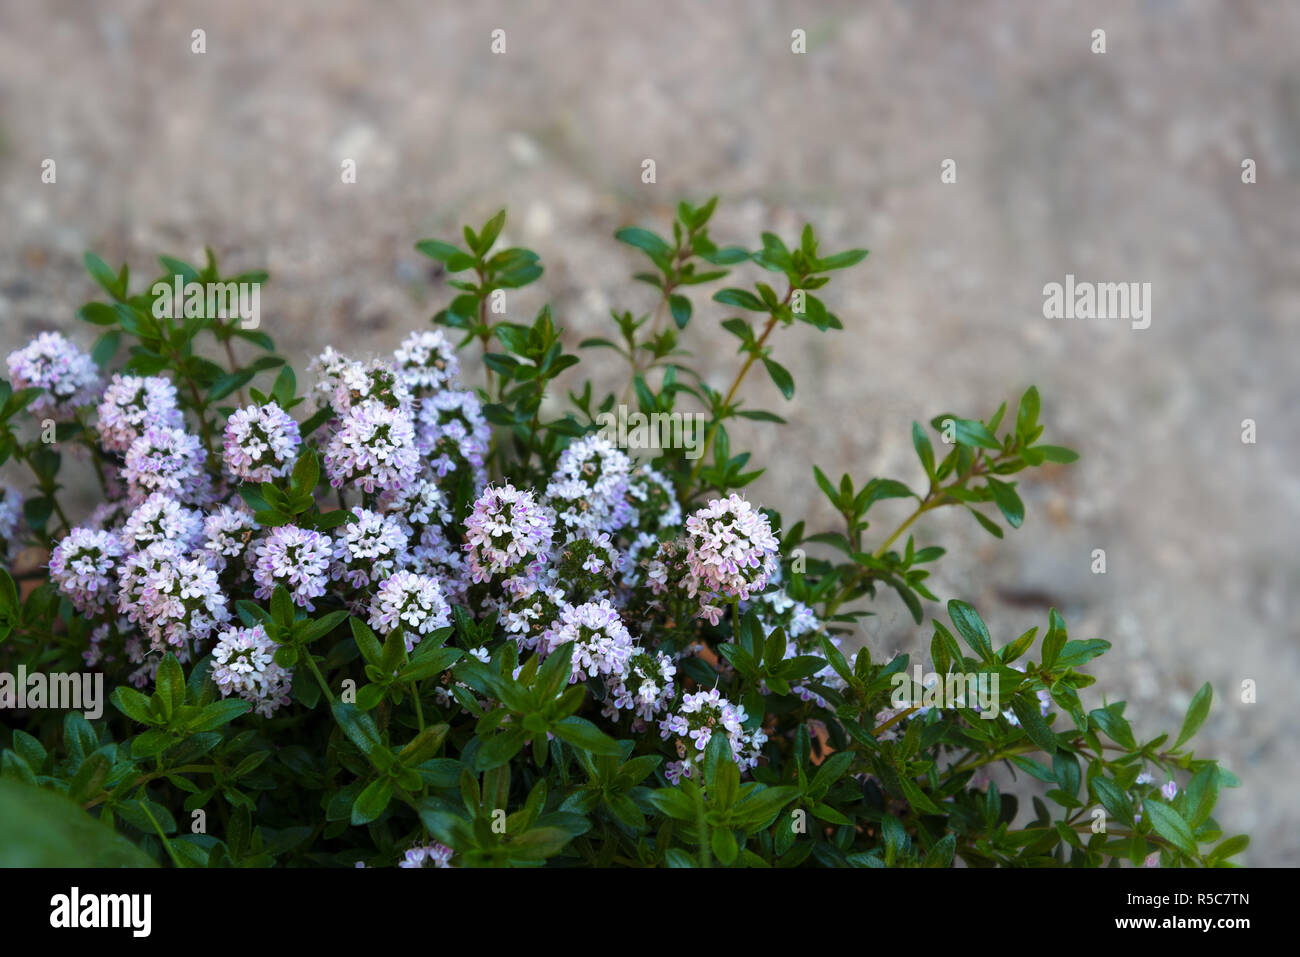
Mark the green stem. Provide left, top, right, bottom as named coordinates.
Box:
left=303, top=650, right=335, bottom=704
left=687, top=306, right=785, bottom=489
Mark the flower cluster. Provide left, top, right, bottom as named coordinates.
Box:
left=538, top=598, right=636, bottom=683
left=211, top=625, right=293, bottom=717
left=49, top=527, right=124, bottom=615
left=116, top=541, right=231, bottom=653
left=252, top=525, right=333, bottom=610
left=324, top=400, right=420, bottom=495
left=659, top=688, right=767, bottom=784
left=6, top=331, right=101, bottom=419
left=393, top=330, right=459, bottom=396
left=398, top=843, right=454, bottom=868
left=414, top=388, right=489, bottom=482
left=331, top=507, right=409, bottom=590
left=0, top=485, right=23, bottom=563
left=122, top=425, right=210, bottom=505
left=546, top=435, right=635, bottom=535
left=464, top=484, right=555, bottom=585
left=96, top=374, right=184, bottom=453
left=684, top=492, right=780, bottom=624
left=223, top=402, right=301, bottom=483
left=368, top=570, right=451, bottom=651
left=121, top=493, right=204, bottom=552
left=604, top=647, right=677, bottom=727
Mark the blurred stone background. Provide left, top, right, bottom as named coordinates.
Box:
left=1, top=0, right=1295, bottom=863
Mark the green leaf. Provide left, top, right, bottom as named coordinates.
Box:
left=923, top=833, right=956, bottom=867
left=331, top=702, right=383, bottom=756
left=1089, top=706, right=1137, bottom=750
left=1208, top=834, right=1249, bottom=864
left=352, top=779, right=393, bottom=826
left=1174, top=682, right=1212, bottom=749
left=986, top=477, right=1024, bottom=529
left=551, top=717, right=622, bottom=757
left=188, top=698, right=251, bottom=731
left=154, top=653, right=186, bottom=720
left=1011, top=698, right=1057, bottom=754
left=415, top=239, right=464, bottom=263
left=1016, top=386, right=1040, bottom=438
left=84, top=252, right=122, bottom=298
left=615, top=226, right=672, bottom=260
left=1035, top=444, right=1079, bottom=463
left=711, top=827, right=739, bottom=865
left=761, top=358, right=795, bottom=399
left=1092, top=776, right=1135, bottom=826
left=668, top=294, right=692, bottom=329
left=912, top=422, right=935, bottom=477
left=0, top=779, right=155, bottom=866
left=1143, top=801, right=1198, bottom=856
left=816, top=248, right=869, bottom=271
left=713, top=288, right=766, bottom=311
left=948, top=600, right=994, bottom=662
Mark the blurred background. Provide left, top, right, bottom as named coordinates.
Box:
left=0, top=0, right=1295, bottom=863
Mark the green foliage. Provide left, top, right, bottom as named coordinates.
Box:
left=0, top=201, right=1243, bottom=868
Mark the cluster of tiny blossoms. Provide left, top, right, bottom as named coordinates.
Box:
left=684, top=493, right=780, bottom=624
left=223, top=402, right=301, bottom=483
left=14, top=323, right=846, bottom=807
left=659, top=688, right=768, bottom=784
left=6, top=331, right=101, bottom=419
left=211, top=625, right=292, bottom=717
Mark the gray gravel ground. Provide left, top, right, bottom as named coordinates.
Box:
left=1, top=0, right=1296, bottom=864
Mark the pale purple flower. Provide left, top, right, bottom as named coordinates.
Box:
left=368, top=570, right=450, bottom=652
left=545, top=435, right=635, bottom=535
left=96, top=374, right=183, bottom=454
left=624, top=464, right=682, bottom=533
left=201, top=503, right=259, bottom=573
left=122, top=425, right=210, bottom=505
left=331, top=359, right=412, bottom=417
left=464, top=484, right=555, bottom=583
left=378, top=476, right=453, bottom=535
left=331, top=507, right=410, bottom=589
left=49, top=527, right=124, bottom=615
left=553, top=530, right=622, bottom=597
left=323, top=399, right=420, bottom=495
left=223, top=402, right=301, bottom=483
left=308, top=346, right=359, bottom=406
left=539, top=598, right=636, bottom=683
left=117, top=541, right=231, bottom=652
left=659, top=687, right=767, bottom=784
left=393, top=329, right=459, bottom=395
left=406, top=524, right=471, bottom=606
left=1161, top=779, right=1179, bottom=801
left=211, top=624, right=292, bottom=717
left=6, top=331, right=101, bottom=419
left=498, top=573, right=567, bottom=652
left=398, top=843, right=454, bottom=868
left=604, top=648, right=677, bottom=727
left=121, top=493, right=204, bottom=552
left=414, top=388, right=489, bottom=481
left=684, top=494, right=779, bottom=613
left=0, top=484, right=24, bottom=561
left=252, top=525, right=333, bottom=610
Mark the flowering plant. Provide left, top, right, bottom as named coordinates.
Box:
left=0, top=201, right=1244, bottom=868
